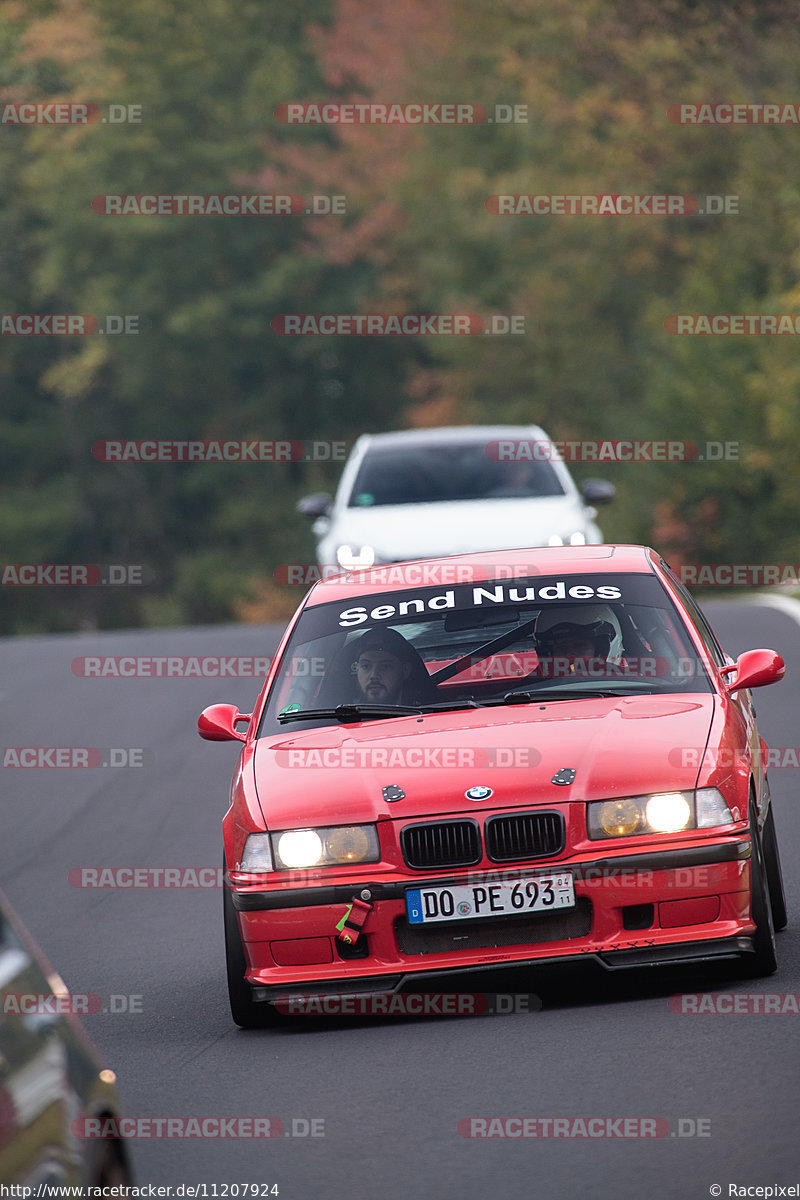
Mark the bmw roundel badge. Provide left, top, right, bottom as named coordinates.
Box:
left=465, top=785, right=493, bottom=801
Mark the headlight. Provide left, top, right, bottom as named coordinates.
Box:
left=271, top=824, right=380, bottom=870
left=276, top=830, right=323, bottom=869
left=588, top=788, right=733, bottom=839
left=547, top=532, right=586, bottom=547
left=645, top=791, right=692, bottom=832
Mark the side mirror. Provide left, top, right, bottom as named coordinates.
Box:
left=198, top=704, right=252, bottom=742
left=580, top=479, right=616, bottom=506
left=723, top=649, right=785, bottom=693
left=297, top=492, right=332, bottom=519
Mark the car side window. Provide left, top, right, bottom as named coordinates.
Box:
left=661, top=562, right=728, bottom=670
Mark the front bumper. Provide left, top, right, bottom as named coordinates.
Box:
left=231, top=838, right=755, bottom=999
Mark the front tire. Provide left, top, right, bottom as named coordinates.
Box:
left=223, top=854, right=281, bottom=1028
left=761, top=802, right=787, bottom=931
left=83, top=1136, right=131, bottom=1186
left=740, top=808, right=777, bottom=978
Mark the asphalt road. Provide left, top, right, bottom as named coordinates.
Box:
left=1, top=599, right=798, bottom=1199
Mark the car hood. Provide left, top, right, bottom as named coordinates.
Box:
left=323, top=496, right=588, bottom=561
left=254, top=694, right=715, bottom=827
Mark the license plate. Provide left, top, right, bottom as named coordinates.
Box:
left=406, top=873, right=574, bottom=925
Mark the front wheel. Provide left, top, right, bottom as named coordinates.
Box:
left=223, top=854, right=281, bottom=1028
left=761, top=803, right=787, bottom=932
left=740, top=809, right=777, bottom=978
left=83, top=1136, right=132, bottom=1186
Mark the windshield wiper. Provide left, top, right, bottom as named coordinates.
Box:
left=277, top=698, right=490, bottom=724
left=487, top=688, right=634, bottom=705
left=277, top=703, right=422, bottom=724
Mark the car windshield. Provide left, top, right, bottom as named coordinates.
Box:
left=347, top=441, right=565, bottom=507
left=259, top=571, right=712, bottom=734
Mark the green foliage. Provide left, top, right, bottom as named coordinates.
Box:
left=3, top=0, right=800, bottom=633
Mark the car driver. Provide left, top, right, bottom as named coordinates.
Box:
left=351, top=627, right=420, bottom=705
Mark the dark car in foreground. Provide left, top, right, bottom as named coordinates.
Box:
left=200, top=544, right=787, bottom=1027
left=0, top=889, right=132, bottom=1184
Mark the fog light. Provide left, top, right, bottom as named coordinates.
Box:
left=597, top=798, right=643, bottom=837
left=326, top=827, right=371, bottom=863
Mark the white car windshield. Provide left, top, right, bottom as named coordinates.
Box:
left=347, top=442, right=566, bottom=507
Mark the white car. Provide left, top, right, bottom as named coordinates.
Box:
left=298, top=426, right=615, bottom=570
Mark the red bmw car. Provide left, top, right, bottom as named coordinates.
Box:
left=199, top=545, right=787, bottom=1027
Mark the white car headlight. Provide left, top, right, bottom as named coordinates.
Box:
left=336, top=544, right=375, bottom=570
left=547, top=532, right=586, bottom=547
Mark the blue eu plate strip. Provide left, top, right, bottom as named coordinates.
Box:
left=406, top=889, right=423, bottom=924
